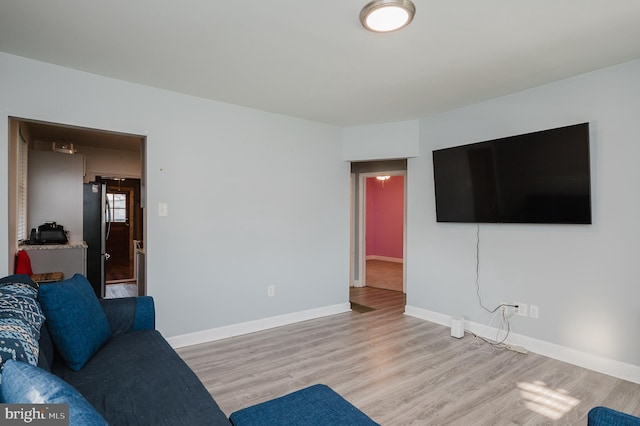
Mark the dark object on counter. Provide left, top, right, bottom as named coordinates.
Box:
left=28, top=222, right=68, bottom=244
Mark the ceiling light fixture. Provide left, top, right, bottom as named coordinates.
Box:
left=360, top=0, right=416, bottom=33
left=51, top=142, right=77, bottom=154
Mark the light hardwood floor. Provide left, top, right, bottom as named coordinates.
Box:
left=366, top=259, right=404, bottom=292
left=350, top=286, right=406, bottom=313
left=177, top=288, right=640, bottom=425
left=104, top=283, right=137, bottom=298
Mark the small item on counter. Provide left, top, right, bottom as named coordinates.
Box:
left=27, top=222, right=69, bottom=244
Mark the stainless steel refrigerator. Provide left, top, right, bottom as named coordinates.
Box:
left=83, top=182, right=111, bottom=298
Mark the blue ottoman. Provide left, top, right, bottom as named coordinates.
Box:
left=229, top=384, right=379, bottom=426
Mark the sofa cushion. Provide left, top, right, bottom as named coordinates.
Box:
left=229, top=384, right=379, bottom=426
left=588, top=406, right=640, bottom=425
left=53, top=329, right=232, bottom=425
left=0, top=359, right=108, bottom=425
left=0, top=275, right=45, bottom=375
left=38, top=274, right=111, bottom=371
left=99, top=296, right=155, bottom=337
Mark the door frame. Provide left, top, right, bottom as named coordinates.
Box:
left=106, top=184, right=135, bottom=282
left=352, top=170, right=407, bottom=292
left=96, top=175, right=141, bottom=284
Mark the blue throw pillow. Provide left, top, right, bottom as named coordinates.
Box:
left=38, top=274, right=111, bottom=371
left=0, top=359, right=108, bottom=425
left=0, top=276, right=45, bottom=375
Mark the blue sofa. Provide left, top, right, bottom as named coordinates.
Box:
left=0, top=274, right=231, bottom=425
left=588, top=406, right=640, bottom=425
left=44, top=299, right=231, bottom=425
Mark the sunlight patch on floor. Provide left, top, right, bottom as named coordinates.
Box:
left=518, top=381, right=580, bottom=420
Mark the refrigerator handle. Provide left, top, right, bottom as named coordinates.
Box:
left=105, top=193, right=112, bottom=241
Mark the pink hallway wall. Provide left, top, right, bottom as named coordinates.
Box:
left=366, top=176, right=404, bottom=259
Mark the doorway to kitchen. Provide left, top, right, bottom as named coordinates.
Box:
left=7, top=118, right=146, bottom=298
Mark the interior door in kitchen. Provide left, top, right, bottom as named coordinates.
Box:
left=99, top=178, right=141, bottom=283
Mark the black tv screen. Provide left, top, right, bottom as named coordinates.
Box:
left=432, top=123, right=591, bottom=224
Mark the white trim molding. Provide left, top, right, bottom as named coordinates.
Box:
left=404, top=305, right=640, bottom=385
left=351, top=279, right=364, bottom=288
left=167, top=303, right=351, bottom=349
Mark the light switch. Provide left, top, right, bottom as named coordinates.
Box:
left=158, top=203, right=168, bottom=217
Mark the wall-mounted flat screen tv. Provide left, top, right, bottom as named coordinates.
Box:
left=432, top=123, right=591, bottom=224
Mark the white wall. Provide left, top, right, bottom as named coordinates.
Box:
left=77, top=145, right=141, bottom=182
left=27, top=150, right=84, bottom=241
left=343, top=120, right=419, bottom=161
left=0, top=52, right=350, bottom=338
left=407, top=59, right=640, bottom=374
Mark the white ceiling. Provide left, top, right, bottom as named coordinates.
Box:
left=2, top=1, right=640, bottom=126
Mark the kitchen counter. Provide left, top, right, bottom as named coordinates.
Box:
left=19, top=240, right=88, bottom=250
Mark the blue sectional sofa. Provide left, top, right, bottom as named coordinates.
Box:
left=0, top=273, right=379, bottom=425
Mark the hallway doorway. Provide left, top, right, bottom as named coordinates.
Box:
left=349, top=159, right=407, bottom=311
left=363, top=174, right=405, bottom=292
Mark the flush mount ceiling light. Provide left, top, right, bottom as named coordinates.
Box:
left=360, top=0, right=416, bottom=33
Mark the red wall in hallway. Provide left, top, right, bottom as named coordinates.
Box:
left=366, top=176, right=404, bottom=259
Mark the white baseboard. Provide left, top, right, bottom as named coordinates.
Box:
left=404, top=305, right=640, bottom=385
left=365, top=255, right=403, bottom=263
left=351, top=280, right=364, bottom=288
left=167, top=303, right=351, bottom=349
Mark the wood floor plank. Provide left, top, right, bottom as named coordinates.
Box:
left=177, top=288, right=640, bottom=425
left=366, top=260, right=404, bottom=292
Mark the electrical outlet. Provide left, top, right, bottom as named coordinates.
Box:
left=514, top=303, right=528, bottom=317
left=502, top=304, right=514, bottom=318
left=267, top=285, right=275, bottom=297
left=529, top=305, right=539, bottom=319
